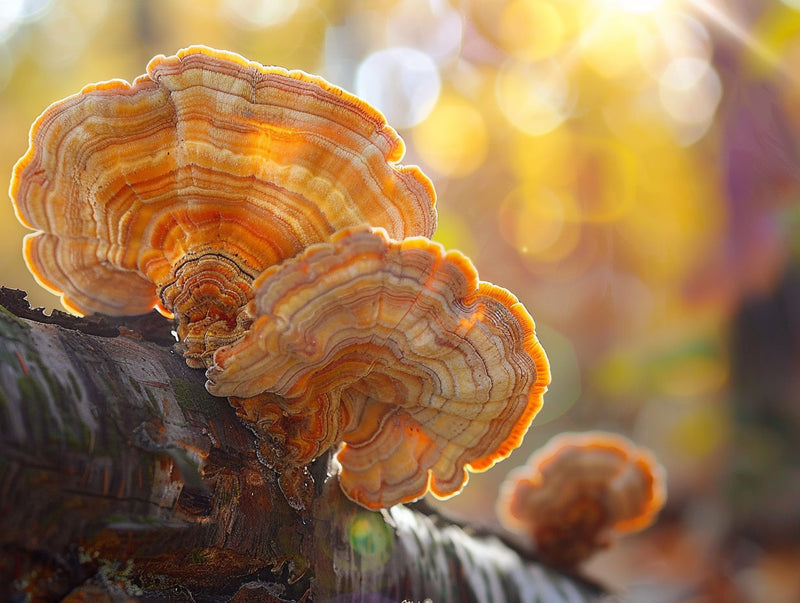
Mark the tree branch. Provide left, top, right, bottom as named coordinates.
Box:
left=0, top=287, right=607, bottom=602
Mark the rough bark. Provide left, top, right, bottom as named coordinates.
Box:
left=0, top=287, right=608, bottom=602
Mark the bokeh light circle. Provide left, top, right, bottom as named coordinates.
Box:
left=580, top=11, right=645, bottom=79
left=495, top=59, right=571, bottom=136
left=344, top=511, right=394, bottom=571
left=498, top=186, right=581, bottom=264
left=356, top=47, right=441, bottom=129
left=500, top=0, right=565, bottom=61
left=638, top=14, right=712, bottom=79
left=659, top=56, right=722, bottom=144
left=606, top=0, right=666, bottom=14
left=386, top=0, right=463, bottom=64
left=0, top=0, right=52, bottom=41
left=413, top=95, right=488, bottom=178
left=220, top=0, right=300, bottom=28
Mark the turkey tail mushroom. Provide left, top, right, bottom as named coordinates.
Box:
left=207, top=227, right=550, bottom=509
left=10, top=45, right=436, bottom=367
left=497, top=431, right=666, bottom=567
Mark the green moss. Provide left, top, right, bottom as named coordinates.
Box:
left=128, top=376, right=144, bottom=396
left=141, top=387, right=160, bottom=414
left=66, top=370, right=82, bottom=398
left=103, top=514, right=130, bottom=524
left=16, top=374, right=61, bottom=444
left=0, top=348, right=19, bottom=370
left=17, top=374, right=47, bottom=403
left=98, top=370, right=123, bottom=400
left=3, top=340, right=100, bottom=452
left=171, top=376, right=220, bottom=417
left=0, top=305, right=30, bottom=336
left=187, top=549, right=208, bottom=564
left=39, top=362, right=65, bottom=401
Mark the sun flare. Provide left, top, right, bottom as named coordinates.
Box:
left=604, top=0, right=669, bottom=14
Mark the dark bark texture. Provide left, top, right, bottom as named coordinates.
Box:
left=0, top=287, right=609, bottom=602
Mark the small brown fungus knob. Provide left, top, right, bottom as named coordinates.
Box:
left=206, top=227, right=550, bottom=509
left=497, top=431, right=667, bottom=567
left=10, top=45, right=436, bottom=367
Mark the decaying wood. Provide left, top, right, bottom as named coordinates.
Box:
left=0, top=287, right=609, bottom=602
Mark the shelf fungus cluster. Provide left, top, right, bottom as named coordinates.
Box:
left=497, top=432, right=666, bottom=567
left=10, top=46, right=549, bottom=509
left=11, top=45, right=436, bottom=368
left=207, top=227, right=549, bottom=509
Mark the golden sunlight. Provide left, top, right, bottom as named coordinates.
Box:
left=603, top=0, right=669, bottom=13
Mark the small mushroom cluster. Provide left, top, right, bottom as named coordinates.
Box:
left=10, top=46, right=550, bottom=510
left=497, top=432, right=666, bottom=567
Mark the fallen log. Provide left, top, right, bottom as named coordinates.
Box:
left=0, top=287, right=606, bottom=602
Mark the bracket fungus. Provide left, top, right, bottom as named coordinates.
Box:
left=207, top=227, right=550, bottom=509
left=497, top=431, right=666, bottom=567
left=10, top=45, right=436, bottom=367
left=10, top=46, right=550, bottom=512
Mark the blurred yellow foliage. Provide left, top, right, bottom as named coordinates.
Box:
left=499, top=0, right=566, bottom=61
left=413, top=92, right=488, bottom=177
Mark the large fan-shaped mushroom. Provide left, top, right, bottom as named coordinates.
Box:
left=10, top=46, right=436, bottom=367
left=207, top=227, right=549, bottom=509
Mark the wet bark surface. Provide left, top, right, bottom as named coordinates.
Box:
left=0, top=287, right=608, bottom=602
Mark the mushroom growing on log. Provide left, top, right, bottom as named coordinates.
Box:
left=10, top=45, right=436, bottom=368
left=497, top=431, right=666, bottom=567
left=207, top=227, right=550, bottom=509
left=9, top=46, right=548, bottom=513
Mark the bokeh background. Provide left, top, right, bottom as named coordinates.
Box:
left=2, top=0, right=799, bottom=600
